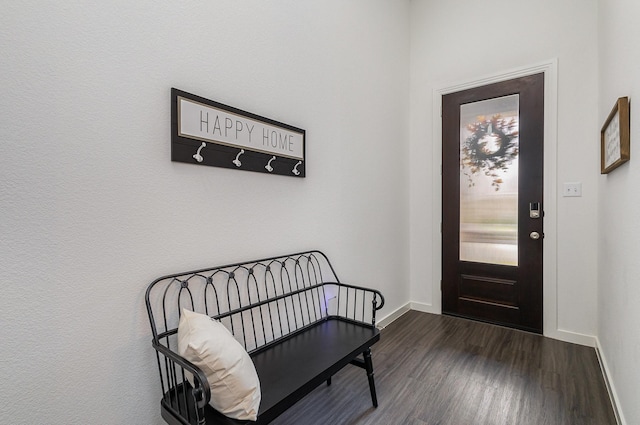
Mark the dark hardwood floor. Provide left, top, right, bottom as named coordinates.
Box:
left=271, top=310, right=617, bottom=425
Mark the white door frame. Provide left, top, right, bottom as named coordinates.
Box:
left=431, top=59, right=561, bottom=339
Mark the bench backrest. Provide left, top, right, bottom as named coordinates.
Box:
left=146, top=250, right=383, bottom=354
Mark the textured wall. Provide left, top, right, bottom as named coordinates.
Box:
left=598, top=1, right=640, bottom=423
left=0, top=2, right=410, bottom=423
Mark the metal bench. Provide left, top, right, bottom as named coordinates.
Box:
left=145, top=250, right=385, bottom=424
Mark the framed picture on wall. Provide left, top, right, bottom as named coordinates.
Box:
left=601, top=96, right=630, bottom=174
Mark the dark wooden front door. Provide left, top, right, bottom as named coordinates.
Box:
left=442, top=73, right=544, bottom=333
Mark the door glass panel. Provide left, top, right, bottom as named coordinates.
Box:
left=459, top=94, right=519, bottom=266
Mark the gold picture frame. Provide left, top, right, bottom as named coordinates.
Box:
left=601, top=96, right=630, bottom=174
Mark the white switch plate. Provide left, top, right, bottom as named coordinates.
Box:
left=563, top=182, right=582, bottom=197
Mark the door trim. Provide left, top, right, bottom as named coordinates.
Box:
left=431, top=59, right=563, bottom=340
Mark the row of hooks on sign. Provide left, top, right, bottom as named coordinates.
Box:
left=192, top=142, right=302, bottom=175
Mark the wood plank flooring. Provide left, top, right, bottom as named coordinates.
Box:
left=271, top=310, right=617, bottom=425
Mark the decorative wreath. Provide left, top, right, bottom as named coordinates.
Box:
left=461, top=114, right=518, bottom=191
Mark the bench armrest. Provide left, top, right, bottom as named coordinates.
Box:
left=324, top=282, right=385, bottom=326
left=331, top=282, right=385, bottom=310
left=151, top=342, right=211, bottom=409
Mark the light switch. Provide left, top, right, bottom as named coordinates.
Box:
left=563, top=182, right=582, bottom=197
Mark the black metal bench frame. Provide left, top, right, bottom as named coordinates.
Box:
left=145, top=250, right=385, bottom=424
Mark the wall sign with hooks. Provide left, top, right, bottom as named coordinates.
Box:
left=171, top=88, right=306, bottom=177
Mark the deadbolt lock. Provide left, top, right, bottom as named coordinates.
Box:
left=530, top=202, right=541, bottom=219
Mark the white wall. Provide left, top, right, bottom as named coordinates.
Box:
left=408, top=0, right=600, bottom=343
left=0, top=2, right=410, bottom=423
left=598, top=1, right=640, bottom=423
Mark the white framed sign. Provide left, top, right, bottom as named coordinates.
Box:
left=171, top=88, right=306, bottom=177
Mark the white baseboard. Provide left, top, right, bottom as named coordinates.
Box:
left=377, top=302, right=440, bottom=328
left=408, top=301, right=440, bottom=314
left=545, top=328, right=597, bottom=347
left=380, top=303, right=598, bottom=348
left=377, top=303, right=411, bottom=329
left=595, top=338, right=626, bottom=425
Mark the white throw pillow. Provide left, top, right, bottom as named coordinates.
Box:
left=177, top=308, right=261, bottom=421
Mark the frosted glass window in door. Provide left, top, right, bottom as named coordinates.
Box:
left=459, top=94, right=519, bottom=266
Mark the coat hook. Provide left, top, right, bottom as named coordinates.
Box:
left=232, top=149, right=245, bottom=167
left=292, top=161, right=302, bottom=176
left=265, top=156, right=276, bottom=172
left=193, top=142, right=206, bottom=163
